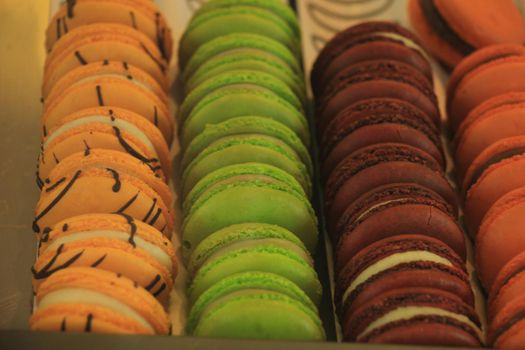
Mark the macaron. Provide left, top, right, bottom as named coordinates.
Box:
left=179, top=70, right=303, bottom=124
left=180, top=85, right=309, bottom=148
left=464, top=153, right=525, bottom=236
left=187, top=272, right=325, bottom=340
left=42, top=62, right=173, bottom=145
left=334, top=183, right=465, bottom=272
left=46, top=0, right=173, bottom=61
left=336, top=234, right=473, bottom=319
left=33, top=213, right=176, bottom=304
left=187, top=222, right=307, bottom=275
left=181, top=33, right=301, bottom=82
left=33, top=149, right=174, bottom=236
left=44, top=23, right=168, bottom=94
left=179, top=6, right=299, bottom=68
left=311, top=21, right=432, bottom=95
left=324, top=143, right=457, bottom=231
left=489, top=293, right=525, bottom=349
left=187, top=226, right=321, bottom=305
left=184, top=49, right=305, bottom=102
left=454, top=99, right=525, bottom=181
left=446, top=45, right=525, bottom=133
left=181, top=116, right=312, bottom=175
left=489, top=251, right=525, bottom=320
left=181, top=134, right=311, bottom=197
left=182, top=164, right=318, bottom=254
left=30, top=267, right=170, bottom=334
left=344, top=288, right=482, bottom=346
left=193, top=0, right=299, bottom=36
left=408, top=0, right=525, bottom=68
left=476, top=186, right=525, bottom=291
left=316, top=60, right=440, bottom=129
left=321, top=98, right=443, bottom=177
left=37, top=106, right=171, bottom=182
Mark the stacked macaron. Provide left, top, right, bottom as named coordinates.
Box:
left=448, top=45, right=525, bottom=348
left=177, top=0, right=324, bottom=340
left=408, top=0, right=525, bottom=68
left=312, top=22, right=482, bottom=346
left=30, top=0, right=176, bottom=334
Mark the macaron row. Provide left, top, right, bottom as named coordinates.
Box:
left=31, top=0, right=177, bottom=334
left=447, top=45, right=525, bottom=348
left=177, top=0, right=324, bottom=340
left=312, top=22, right=482, bottom=346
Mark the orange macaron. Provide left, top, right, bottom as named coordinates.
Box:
left=46, top=0, right=172, bottom=62
left=30, top=267, right=170, bottom=334
left=38, top=106, right=171, bottom=182
left=33, top=213, right=176, bottom=305
left=33, top=149, right=174, bottom=237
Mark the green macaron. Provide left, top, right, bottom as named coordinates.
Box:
left=194, top=0, right=300, bottom=36
left=183, top=163, right=308, bottom=216
left=183, top=51, right=306, bottom=101
left=187, top=272, right=324, bottom=340
left=187, top=223, right=309, bottom=274
left=181, top=116, right=312, bottom=176
left=192, top=291, right=325, bottom=340
left=181, top=134, right=311, bottom=197
left=188, top=240, right=321, bottom=305
left=182, top=173, right=318, bottom=254
left=179, top=6, right=299, bottom=68
left=181, top=33, right=301, bottom=79
left=180, top=87, right=309, bottom=147
left=179, top=70, right=303, bottom=124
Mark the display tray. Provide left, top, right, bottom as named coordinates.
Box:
left=0, top=0, right=502, bottom=348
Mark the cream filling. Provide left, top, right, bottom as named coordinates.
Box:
left=43, top=230, right=172, bottom=271
left=342, top=251, right=453, bottom=304
left=204, top=238, right=312, bottom=268
left=38, top=288, right=154, bottom=332
left=43, top=116, right=157, bottom=157
left=212, top=48, right=289, bottom=69
left=352, top=198, right=410, bottom=224
left=373, top=31, right=432, bottom=62
left=357, top=306, right=483, bottom=341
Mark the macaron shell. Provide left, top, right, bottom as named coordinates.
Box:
left=449, top=56, right=525, bottom=132
left=476, top=186, right=525, bottom=290
left=465, top=155, right=525, bottom=236
left=181, top=116, right=311, bottom=175
left=192, top=293, right=325, bottom=340
left=181, top=87, right=309, bottom=148
left=34, top=168, right=173, bottom=236
left=42, top=76, right=173, bottom=144
left=189, top=245, right=321, bottom=305
left=407, top=0, right=462, bottom=68
left=182, top=181, right=317, bottom=253
left=44, top=24, right=168, bottom=93
left=33, top=243, right=172, bottom=304
left=455, top=103, right=525, bottom=179
left=30, top=303, right=152, bottom=334
left=46, top=0, right=172, bottom=58
left=434, top=0, right=525, bottom=48
left=34, top=267, right=169, bottom=334
left=490, top=259, right=525, bottom=320
left=490, top=294, right=525, bottom=347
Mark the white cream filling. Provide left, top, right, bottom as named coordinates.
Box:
left=357, top=306, right=483, bottom=341
left=352, top=198, right=411, bottom=224
left=373, top=31, right=432, bottom=62
left=43, top=115, right=157, bottom=157
left=204, top=238, right=312, bottom=268
left=43, top=230, right=172, bottom=271
left=38, top=288, right=153, bottom=332
left=342, top=251, right=453, bottom=304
